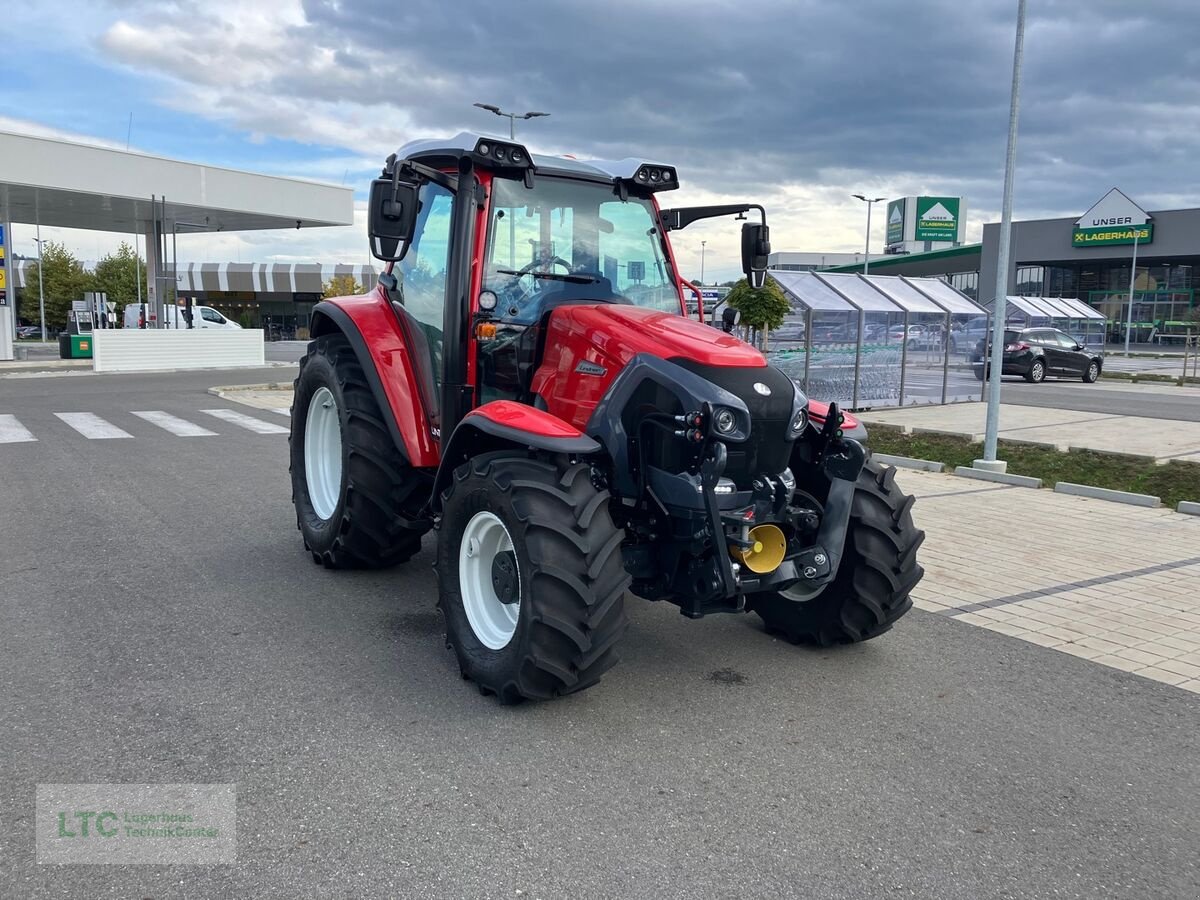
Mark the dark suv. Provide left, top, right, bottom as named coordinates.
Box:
left=972, top=327, right=1103, bottom=384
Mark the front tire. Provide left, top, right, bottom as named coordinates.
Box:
left=290, top=333, right=428, bottom=568
left=746, top=460, right=924, bottom=646
left=1083, top=360, right=1101, bottom=383
left=437, top=454, right=630, bottom=703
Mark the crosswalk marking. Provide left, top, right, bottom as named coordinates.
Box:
left=0, top=414, right=37, bottom=443
left=131, top=411, right=217, bottom=437
left=54, top=412, right=133, bottom=440
left=268, top=407, right=292, bottom=417
left=199, top=408, right=290, bottom=434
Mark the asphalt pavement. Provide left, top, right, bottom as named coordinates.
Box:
left=2, top=369, right=1198, bottom=899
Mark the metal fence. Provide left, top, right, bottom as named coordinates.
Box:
left=764, top=271, right=988, bottom=410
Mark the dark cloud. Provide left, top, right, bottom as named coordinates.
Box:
left=98, top=0, right=1200, bottom=241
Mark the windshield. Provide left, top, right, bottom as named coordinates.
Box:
left=483, top=176, right=680, bottom=324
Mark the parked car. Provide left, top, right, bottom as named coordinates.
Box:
left=122, top=303, right=241, bottom=330
left=948, top=316, right=990, bottom=355
left=15, top=325, right=40, bottom=338
left=971, top=327, right=1103, bottom=383
left=887, top=324, right=942, bottom=350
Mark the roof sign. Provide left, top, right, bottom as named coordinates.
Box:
left=1072, top=188, right=1152, bottom=247
left=915, top=197, right=959, bottom=241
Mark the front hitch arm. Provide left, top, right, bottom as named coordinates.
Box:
left=793, top=408, right=867, bottom=588
left=699, top=440, right=737, bottom=598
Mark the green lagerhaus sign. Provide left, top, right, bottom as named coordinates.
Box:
left=1072, top=188, right=1153, bottom=247
left=915, top=197, right=959, bottom=241
left=886, top=199, right=905, bottom=245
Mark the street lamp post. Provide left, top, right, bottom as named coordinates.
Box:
left=979, top=0, right=1027, bottom=471
left=853, top=194, right=886, bottom=274
left=700, top=240, right=707, bottom=285
left=472, top=103, right=550, bottom=140
left=33, top=230, right=48, bottom=342
left=1124, top=227, right=1141, bottom=354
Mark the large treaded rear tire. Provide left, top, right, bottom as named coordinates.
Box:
left=290, top=333, right=428, bottom=569
left=747, top=459, right=924, bottom=646
left=436, top=453, right=630, bottom=703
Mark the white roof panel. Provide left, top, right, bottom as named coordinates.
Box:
left=903, top=276, right=984, bottom=314
left=814, top=272, right=900, bottom=312
left=768, top=271, right=856, bottom=312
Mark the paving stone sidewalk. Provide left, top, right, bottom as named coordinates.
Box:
left=859, top=401, right=1200, bottom=461
left=900, top=467, right=1200, bottom=693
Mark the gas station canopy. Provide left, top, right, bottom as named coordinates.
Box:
left=0, top=130, right=354, bottom=232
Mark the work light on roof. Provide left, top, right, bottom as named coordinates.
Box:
left=473, top=138, right=532, bottom=169
left=633, top=165, right=677, bottom=190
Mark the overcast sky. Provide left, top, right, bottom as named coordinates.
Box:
left=4, top=0, right=1198, bottom=281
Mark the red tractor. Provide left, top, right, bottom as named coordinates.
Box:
left=290, top=133, right=924, bottom=702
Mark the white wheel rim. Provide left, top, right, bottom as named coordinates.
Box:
left=781, top=582, right=827, bottom=603
left=304, top=386, right=343, bottom=521
left=459, top=511, right=521, bottom=650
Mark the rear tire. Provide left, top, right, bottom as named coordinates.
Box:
left=436, top=453, right=630, bottom=703
left=1025, top=359, right=1046, bottom=383
left=746, top=459, right=924, bottom=646
left=290, top=333, right=428, bottom=569
left=1083, top=360, right=1101, bottom=383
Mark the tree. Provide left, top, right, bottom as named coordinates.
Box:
left=21, top=242, right=93, bottom=332
left=92, top=242, right=144, bottom=320
left=323, top=273, right=362, bottom=298
left=726, top=277, right=790, bottom=349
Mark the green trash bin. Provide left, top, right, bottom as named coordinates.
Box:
left=58, top=333, right=93, bottom=359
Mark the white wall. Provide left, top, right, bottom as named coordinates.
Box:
left=92, top=330, right=266, bottom=373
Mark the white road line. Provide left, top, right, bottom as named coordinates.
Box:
left=130, top=411, right=217, bottom=437
left=268, top=407, right=292, bottom=417
left=0, top=414, right=37, bottom=443
left=199, top=408, right=290, bottom=434
left=54, top=412, right=134, bottom=440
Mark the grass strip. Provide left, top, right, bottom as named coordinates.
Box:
left=866, top=425, right=1200, bottom=508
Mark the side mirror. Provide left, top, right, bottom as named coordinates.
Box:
left=721, top=306, right=742, bottom=334
left=368, top=177, right=420, bottom=262
left=741, top=222, right=771, bottom=288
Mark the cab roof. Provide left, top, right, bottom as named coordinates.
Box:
left=395, top=131, right=674, bottom=184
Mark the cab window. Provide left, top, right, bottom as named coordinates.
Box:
left=396, top=182, right=455, bottom=388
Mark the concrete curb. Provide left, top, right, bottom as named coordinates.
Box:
left=912, top=426, right=984, bottom=442
left=208, top=383, right=290, bottom=395
left=1178, top=501, right=1200, bottom=516
left=873, top=453, right=945, bottom=473
left=953, top=466, right=1042, bottom=488
left=1054, top=482, right=1161, bottom=508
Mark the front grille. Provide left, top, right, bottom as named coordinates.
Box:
left=670, top=358, right=796, bottom=487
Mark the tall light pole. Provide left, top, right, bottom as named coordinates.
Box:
left=33, top=231, right=48, bottom=342
left=472, top=103, right=550, bottom=140
left=1124, top=227, right=1141, bottom=354
left=700, top=240, right=707, bottom=284
left=853, top=195, right=886, bottom=274
left=979, top=0, right=1027, bottom=471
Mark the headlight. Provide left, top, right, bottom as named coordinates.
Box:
left=789, top=407, right=809, bottom=436
left=713, top=407, right=737, bottom=435
left=478, top=290, right=498, bottom=311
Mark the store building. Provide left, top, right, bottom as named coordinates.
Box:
left=813, top=189, right=1198, bottom=340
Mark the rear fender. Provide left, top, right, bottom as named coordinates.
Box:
left=430, top=401, right=601, bottom=513
left=309, top=294, right=441, bottom=468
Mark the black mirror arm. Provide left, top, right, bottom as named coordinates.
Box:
left=382, top=155, right=460, bottom=196
left=659, top=203, right=767, bottom=232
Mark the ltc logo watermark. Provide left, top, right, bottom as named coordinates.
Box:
left=36, top=784, right=236, bottom=865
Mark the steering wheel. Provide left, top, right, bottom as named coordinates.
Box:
left=510, top=256, right=573, bottom=278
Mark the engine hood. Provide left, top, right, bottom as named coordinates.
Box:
left=546, top=303, right=766, bottom=369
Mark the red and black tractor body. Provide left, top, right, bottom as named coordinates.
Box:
left=290, top=132, right=922, bottom=701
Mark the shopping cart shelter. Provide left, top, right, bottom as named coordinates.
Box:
left=767, top=271, right=987, bottom=410
left=982, top=296, right=1107, bottom=349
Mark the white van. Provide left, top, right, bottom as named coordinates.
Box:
left=123, top=303, right=242, bottom=330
